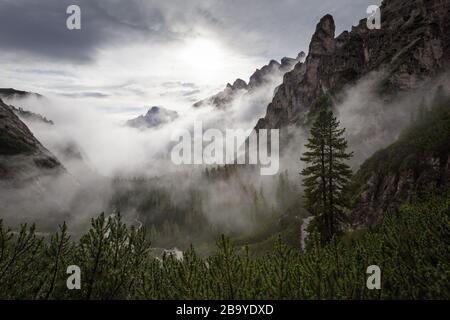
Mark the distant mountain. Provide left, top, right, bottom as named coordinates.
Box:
left=126, top=106, right=178, bottom=129
left=0, top=88, right=42, bottom=100
left=193, top=53, right=304, bottom=109
left=193, top=79, right=248, bottom=109
left=0, top=98, right=62, bottom=181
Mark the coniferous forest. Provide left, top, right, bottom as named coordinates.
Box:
left=0, top=193, right=448, bottom=299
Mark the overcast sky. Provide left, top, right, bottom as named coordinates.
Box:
left=0, top=0, right=380, bottom=116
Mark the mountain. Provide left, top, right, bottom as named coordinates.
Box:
left=0, top=88, right=54, bottom=125
left=9, top=105, right=54, bottom=125
left=126, top=106, right=178, bottom=129
left=248, top=0, right=450, bottom=230
left=193, top=79, right=249, bottom=109
left=193, top=53, right=304, bottom=109
left=0, top=88, right=42, bottom=100
left=349, top=89, right=450, bottom=229
left=248, top=53, right=305, bottom=90
left=0, top=98, right=63, bottom=181
left=255, top=0, right=450, bottom=130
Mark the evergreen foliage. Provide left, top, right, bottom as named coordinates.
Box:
left=0, top=192, right=448, bottom=299
left=301, top=109, right=353, bottom=242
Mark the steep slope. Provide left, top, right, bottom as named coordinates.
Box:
left=193, top=79, right=248, bottom=109
left=0, top=98, right=62, bottom=181
left=9, top=105, right=54, bottom=125
left=349, top=89, right=450, bottom=228
left=256, top=0, right=450, bottom=130
left=0, top=88, right=53, bottom=125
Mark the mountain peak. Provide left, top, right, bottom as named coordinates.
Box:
left=147, top=106, right=161, bottom=114
left=268, top=59, right=281, bottom=67
left=193, top=54, right=301, bottom=109
left=309, top=14, right=335, bottom=56
left=231, top=79, right=248, bottom=90
left=127, top=106, right=178, bottom=129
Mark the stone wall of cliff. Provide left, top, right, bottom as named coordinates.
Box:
left=256, top=0, right=450, bottom=130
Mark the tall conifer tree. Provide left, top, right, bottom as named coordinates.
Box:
left=301, top=109, right=353, bottom=242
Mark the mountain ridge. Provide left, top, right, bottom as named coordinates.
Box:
left=255, top=0, right=450, bottom=130
left=0, top=98, right=62, bottom=182
left=193, top=52, right=304, bottom=109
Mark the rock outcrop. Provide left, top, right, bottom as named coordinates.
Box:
left=348, top=92, right=450, bottom=228
left=256, top=0, right=450, bottom=130
left=126, top=106, right=178, bottom=129
left=0, top=98, right=63, bottom=181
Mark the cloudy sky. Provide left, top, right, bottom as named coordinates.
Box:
left=0, top=0, right=379, bottom=116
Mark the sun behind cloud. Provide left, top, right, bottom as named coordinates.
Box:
left=180, top=37, right=228, bottom=81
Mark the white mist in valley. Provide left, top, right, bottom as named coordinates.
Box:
left=2, top=67, right=447, bottom=237
left=0, top=63, right=292, bottom=233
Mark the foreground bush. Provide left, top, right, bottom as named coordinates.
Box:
left=0, top=193, right=448, bottom=300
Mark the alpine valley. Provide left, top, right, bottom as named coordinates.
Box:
left=0, top=0, right=448, bottom=300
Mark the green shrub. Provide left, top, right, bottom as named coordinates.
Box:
left=0, top=192, right=448, bottom=300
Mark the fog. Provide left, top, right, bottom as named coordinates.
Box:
left=0, top=62, right=293, bottom=233
left=1, top=65, right=447, bottom=237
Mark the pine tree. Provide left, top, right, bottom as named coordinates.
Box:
left=301, top=109, right=353, bottom=243
left=41, top=222, right=71, bottom=299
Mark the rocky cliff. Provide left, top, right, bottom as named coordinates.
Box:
left=349, top=88, right=450, bottom=228
left=0, top=98, right=62, bottom=181
left=252, top=0, right=450, bottom=229
left=256, top=0, right=450, bottom=130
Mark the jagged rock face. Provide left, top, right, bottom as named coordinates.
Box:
left=126, top=106, right=178, bottom=129
left=193, top=79, right=248, bottom=109
left=0, top=98, right=62, bottom=181
left=248, top=60, right=281, bottom=90
left=193, top=54, right=302, bottom=109
left=349, top=154, right=450, bottom=229
left=229, top=79, right=248, bottom=90
left=256, top=0, right=450, bottom=130
left=348, top=88, right=450, bottom=229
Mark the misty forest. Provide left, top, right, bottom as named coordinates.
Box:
left=0, top=0, right=449, bottom=300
